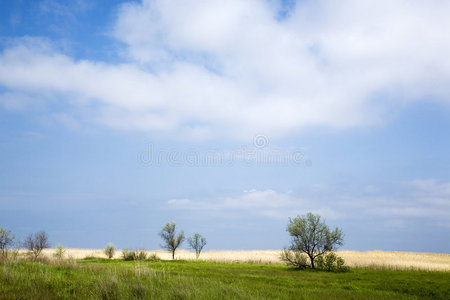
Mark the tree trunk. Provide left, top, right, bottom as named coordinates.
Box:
left=309, top=255, right=315, bottom=269
left=172, top=251, right=175, bottom=260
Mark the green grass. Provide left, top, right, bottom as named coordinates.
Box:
left=1, top=258, right=449, bottom=299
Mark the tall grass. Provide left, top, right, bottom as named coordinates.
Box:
left=28, top=248, right=450, bottom=271
left=1, top=257, right=449, bottom=299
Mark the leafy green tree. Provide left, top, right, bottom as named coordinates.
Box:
left=188, top=233, right=207, bottom=259
left=159, top=222, right=184, bottom=260
left=282, top=212, right=343, bottom=269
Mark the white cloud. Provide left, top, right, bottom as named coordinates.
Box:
left=167, top=189, right=337, bottom=219
left=0, top=92, right=41, bottom=111
left=166, top=179, right=450, bottom=224
left=1, top=0, right=450, bottom=139
left=337, top=179, right=450, bottom=221
left=409, top=179, right=450, bottom=197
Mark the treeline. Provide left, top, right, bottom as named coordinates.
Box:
left=0, top=222, right=207, bottom=262
left=1, top=213, right=349, bottom=272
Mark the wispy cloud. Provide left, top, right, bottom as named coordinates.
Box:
left=167, top=179, right=450, bottom=224
left=336, top=179, right=450, bottom=222
left=167, top=189, right=338, bottom=219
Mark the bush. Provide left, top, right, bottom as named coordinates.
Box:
left=147, top=253, right=160, bottom=262
left=315, top=253, right=349, bottom=272
left=280, top=249, right=309, bottom=269
left=122, top=249, right=136, bottom=261
left=53, top=244, right=66, bottom=260
left=136, top=249, right=147, bottom=261
left=104, top=243, right=116, bottom=259
left=121, top=249, right=154, bottom=261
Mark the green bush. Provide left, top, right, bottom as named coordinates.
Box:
left=121, top=249, right=157, bottom=261
left=147, top=253, right=160, bottom=262
left=53, top=244, right=66, bottom=260
left=104, top=243, right=116, bottom=259
left=122, top=249, right=136, bottom=261
left=315, top=253, right=349, bottom=272
left=136, top=250, right=147, bottom=261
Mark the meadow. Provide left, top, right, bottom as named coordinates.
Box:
left=1, top=249, right=449, bottom=299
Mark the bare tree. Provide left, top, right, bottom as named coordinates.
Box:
left=282, top=212, right=343, bottom=269
left=159, top=222, right=184, bottom=260
left=0, top=227, right=14, bottom=259
left=24, top=231, right=50, bottom=261
left=188, top=233, right=207, bottom=259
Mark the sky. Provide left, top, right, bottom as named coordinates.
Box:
left=0, top=0, right=449, bottom=253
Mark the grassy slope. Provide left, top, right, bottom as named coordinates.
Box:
left=1, top=259, right=449, bottom=299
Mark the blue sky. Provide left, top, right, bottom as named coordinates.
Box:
left=0, top=0, right=449, bottom=253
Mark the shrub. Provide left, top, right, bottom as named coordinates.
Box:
left=315, top=252, right=349, bottom=272
left=53, top=244, right=66, bottom=260
left=120, top=249, right=152, bottom=261
left=147, top=253, right=160, bottom=262
left=104, top=243, right=116, bottom=259
left=136, top=249, right=147, bottom=261
left=122, top=249, right=136, bottom=261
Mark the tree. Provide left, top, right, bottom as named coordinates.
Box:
left=282, top=212, right=343, bottom=269
left=24, top=230, right=50, bottom=261
left=0, top=227, right=14, bottom=259
left=188, top=233, right=207, bottom=259
left=159, top=222, right=184, bottom=260
left=104, top=243, right=116, bottom=259
left=53, top=244, right=66, bottom=260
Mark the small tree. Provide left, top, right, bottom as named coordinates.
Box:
left=0, top=227, right=15, bottom=259
left=24, top=230, right=50, bottom=261
left=104, top=243, right=116, bottom=259
left=159, top=222, right=184, bottom=260
left=188, top=233, right=207, bottom=259
left=53, top=244, right=66, bottom=260
left=283, top=212, right=343, bottom=269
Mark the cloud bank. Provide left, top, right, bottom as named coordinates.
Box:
left=166, top=180, right=450, bottom=225
left=1, top=0, right=450, bottom=139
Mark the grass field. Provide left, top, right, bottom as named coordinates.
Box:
left=2, top=249, right=449, bottom=299
left=1, top=257, right=449, bottom=299
left=39, top=248, right=450, bottom=271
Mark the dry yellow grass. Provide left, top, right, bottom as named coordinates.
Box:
left=338, top=250, right=450, bottom=271
left=37, top=248, right=450, bottom=271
